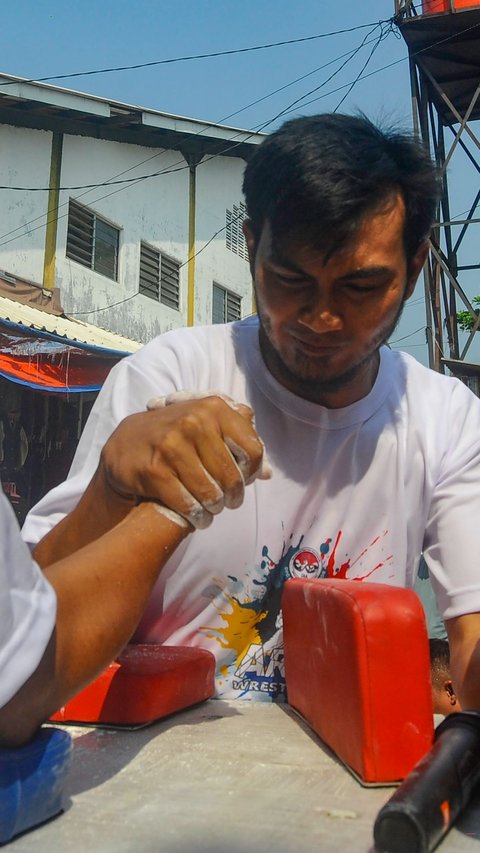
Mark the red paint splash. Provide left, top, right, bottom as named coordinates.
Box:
left=325, top=531, right=392, bottom=581
left=326, top=530, right=351, bottom=579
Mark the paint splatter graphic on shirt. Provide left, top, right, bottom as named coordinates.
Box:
left=201, top=530, right=392, bottom=700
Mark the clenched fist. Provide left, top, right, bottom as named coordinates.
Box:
left=100, top=392, right=271, bottom=529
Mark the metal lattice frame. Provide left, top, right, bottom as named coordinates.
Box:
left=396, top=2, right=480, bottom=371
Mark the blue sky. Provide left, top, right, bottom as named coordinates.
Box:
left=0, top=1, right=446, bottom=364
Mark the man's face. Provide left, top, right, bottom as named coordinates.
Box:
left=244, top=194, right=427, bottom=407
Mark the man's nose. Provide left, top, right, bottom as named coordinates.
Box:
left=298, top=293, right=343, bottom=332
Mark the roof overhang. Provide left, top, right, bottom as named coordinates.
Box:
left=0, top=73, right=265, bottom=161
left=398, top=8, right=480, bottom=124
left=442, top=357, right=480, bottom=377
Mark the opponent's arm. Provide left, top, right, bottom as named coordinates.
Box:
left=446, top=613, right=480, bottom=709
left=0, top=503, right=191, bottom=748
left=34, top=395, right=268, bottom=568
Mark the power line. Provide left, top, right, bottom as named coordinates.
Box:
left=251, top=23, right=383, bottom=133
left=0, top=18, right=418, bottom=319
left=58, top=27, right=392, bottom=317
left=0, top=23, right=387, bottom=89
left=211, top=34, right=389, bottom=126
left=0, top=124, right=264, bottom=250
left=5, top=11, right=473, bottom=321
left=68, top=205, right=248, bottom=316
left=4, top=11, right=476, bottom=194
left=0, top=146, right=171, bottom=242
left=404, top=296, right=426, bottom=308
left=278, top=18, right=480, bottom=116
left=333, top=22, right=393, bottom=113
left=0, top=22, right=388, bottom=256
left=389, top=326, right=425, bottom=344
left=0, top=27, right=387, bottom=193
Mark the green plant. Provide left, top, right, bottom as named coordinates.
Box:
left=457, top=296, right=480, bottom=332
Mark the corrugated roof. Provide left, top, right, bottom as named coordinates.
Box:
left=0, top=295, right=143, bottom=354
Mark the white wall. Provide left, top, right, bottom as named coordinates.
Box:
left=55, top=134, right=190, bottom=343
left=0, top=125, right=52, bottom=283
left=195, top=154, right=254, bottom=326
left=0, top=122, right=254, bottom=343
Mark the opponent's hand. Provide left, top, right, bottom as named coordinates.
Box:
left=99, top=393, right=271, bottom=529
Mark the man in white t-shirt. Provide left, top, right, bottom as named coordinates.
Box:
left=23, top=114, right=480, bottom=709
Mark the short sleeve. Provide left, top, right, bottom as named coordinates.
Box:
left=0, top=492, right=57, bottom=708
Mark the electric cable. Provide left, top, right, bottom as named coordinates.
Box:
left=389, top=325, right=425, bottom=344
left=0, top=23, right=388, bottom=89
left=3, top=13, right=478, bottom=318
left=62, top=25, right=391, bottom=317
left=333, top=21, right=393, bottom=113
left=1, top=14, right=480, bottom=196
left=285, top=18, right=480, bottom=115
left=0, top=21, right=417, bottom=317
left=251, top=22, right=382, bottom=133
left=404, top=296, right=426, bottom=308
left=207, top=35, right=389, bottom=126
left=0, top=21, right=387, bottom=262
left=0, top=26, right=386, bottom=193
left=0, top=35, right=387, bottom=246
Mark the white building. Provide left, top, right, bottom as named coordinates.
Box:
left=0, top=73, right=264, bottom=344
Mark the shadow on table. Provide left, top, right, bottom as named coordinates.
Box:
left=277, top=702, right=348, bottom=773
left=284, top=705, right=480, bottom=848
left=455, top=780, right=480, bottom=842
left=63, top=698, right=240, bottom=801
left=157, top=843, right=296, bottom=853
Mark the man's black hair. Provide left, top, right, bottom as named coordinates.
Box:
left=243, top=113, right=441, bottom=265
left=429, top=638, right=451, bottom=686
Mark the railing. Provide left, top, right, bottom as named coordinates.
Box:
left=395, top=0, right=475, bottom=17
left=394, top=0, right=420, bottom=18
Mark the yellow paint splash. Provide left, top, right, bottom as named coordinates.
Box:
left=201, top=588, right=266, bottom=667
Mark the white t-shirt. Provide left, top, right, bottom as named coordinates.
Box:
left=22, top=317, right=480, bottom=701
left=0, top=490, right=56, bottom=708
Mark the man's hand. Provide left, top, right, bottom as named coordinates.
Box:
left=99, top=393, right=271, bottom=529
left=33, top=392, right=271, bottom=567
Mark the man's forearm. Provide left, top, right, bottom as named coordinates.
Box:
left=0, top=503, right=191, bottom=747
left=33, top=464, right=135, bottom=567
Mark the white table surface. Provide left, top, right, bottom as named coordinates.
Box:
left=7, top=700, right=480, bottom=852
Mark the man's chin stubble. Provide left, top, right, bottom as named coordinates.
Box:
left=281, top=349, right=378, bottom=395
left=257, top=297, right=406, bottom=399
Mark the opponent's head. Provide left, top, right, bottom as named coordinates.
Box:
left=429, top=639, right=461, bottom=716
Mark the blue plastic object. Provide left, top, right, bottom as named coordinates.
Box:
left=0, top=727, right=72, bottom=844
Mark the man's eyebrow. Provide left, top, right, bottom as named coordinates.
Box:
left=337, top=266, right=394, bottom=281
left=269, top=243, right=309, bottom=273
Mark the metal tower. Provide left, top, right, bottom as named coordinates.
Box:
left=395, top=0, right=480, bottom=392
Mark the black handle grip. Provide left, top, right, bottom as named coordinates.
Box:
left=374, top=711, right=480, bottom=853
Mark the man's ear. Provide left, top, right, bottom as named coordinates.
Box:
left=405, top=240, right=429, bottom=300
left=445, top=680, right=458, bottom=706
left=242, top=220, right=257, bottom=277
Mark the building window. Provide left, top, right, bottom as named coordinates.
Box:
left=66, top=199, right=119, bottom=281
left=212, top=283, right=241, bottom=324
left=226, top=202, right=249, bottom=261
left=139, top=242, right=180, bottom=310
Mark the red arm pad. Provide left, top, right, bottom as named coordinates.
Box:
left=50, top=645, right=215, bottom=727
left=283, top=579, right=434, bottom=784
